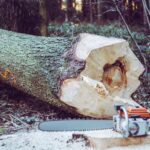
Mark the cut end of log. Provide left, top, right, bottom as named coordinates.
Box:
left=60, top=33, right=145, bottom=118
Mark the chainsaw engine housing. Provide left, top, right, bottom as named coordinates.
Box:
left=113, top=105, right=150, bottom=137
left=113, top=114, right=150, bottom=137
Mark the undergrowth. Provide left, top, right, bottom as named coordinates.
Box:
left=48, top=22, right=149, bottom=47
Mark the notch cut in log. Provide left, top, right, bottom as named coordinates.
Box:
left=0, top=29, right=144, bottom=118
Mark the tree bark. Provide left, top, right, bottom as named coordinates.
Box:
left=0, top=29, right=144, bottom=118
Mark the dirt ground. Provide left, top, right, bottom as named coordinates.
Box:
left=0, top=83, right=82, bottom=136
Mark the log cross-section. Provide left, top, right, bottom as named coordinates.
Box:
left=0, top=29, right=144, bottom=118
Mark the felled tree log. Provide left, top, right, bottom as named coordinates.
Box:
left=0, top=29, right=144, bottom=118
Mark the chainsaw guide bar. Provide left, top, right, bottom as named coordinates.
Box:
left=38, top=119, right=113, bottom=132
left=38, top=105, right=150, bottom=137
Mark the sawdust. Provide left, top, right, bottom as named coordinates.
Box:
left=0, top=130, right=150, bottom=150
left=0, top=130, right=93, bottom=150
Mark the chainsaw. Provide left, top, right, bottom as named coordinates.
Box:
left=39, top=104, right=150, bottom=137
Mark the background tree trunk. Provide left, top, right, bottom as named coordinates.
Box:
left=39, top=0, right=48, bottom=36
left=97, top=0, right=101, bottom=23
left=0, top=29, right=144, bottom=118
left=89, top=0, right=93, bottom=23
left=0, top=0, right=49, bottom=36
left=82, top=0, right=89, bottom=21
left=48, top=0, right=62, bottom=21
left=67, top=0, right=74, bottom=20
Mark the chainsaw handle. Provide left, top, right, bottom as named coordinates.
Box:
left=120, top=106, right=129, bottom=137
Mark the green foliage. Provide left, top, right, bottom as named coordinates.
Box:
left=0, top=128, right=5, bottom=135
left=48, top=22, right=74, bottom=36
left=48, top=22, right=147, bottom=45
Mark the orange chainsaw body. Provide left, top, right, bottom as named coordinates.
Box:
left=119, top=106, right=150, bottom=118
left=127, top=106, right=150, bottom=118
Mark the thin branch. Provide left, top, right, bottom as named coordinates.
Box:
left=142, top=0, right=150, bottom=29
left=97, top=9, right=117, bottom=17
left=9, top=115, right=20, bottom=128
left=10, top=114, right=30, bottom=128
left=112, top=0, right=147, bottom=75
left=144, top=0, right=150, bottom=16
left=85, top=1, right=113, bottom=5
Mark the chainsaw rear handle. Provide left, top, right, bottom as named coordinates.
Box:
left=120, top=106, right=129, bottom=137
left=114, top=104, right=123, bottom=112
left=113, top=104, right=129, bottom=137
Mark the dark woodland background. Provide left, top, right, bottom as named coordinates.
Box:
left=0, top=0, right=149, bottom=35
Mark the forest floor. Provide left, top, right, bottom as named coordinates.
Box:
left=1, top=129, right=150, bottom=150
left=0, top=90, right=93, bottom=150
left=0, top=88, right=80, bottom=136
